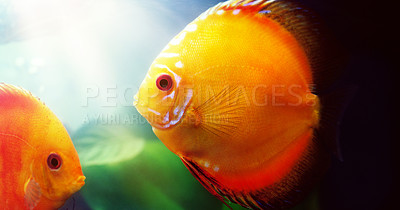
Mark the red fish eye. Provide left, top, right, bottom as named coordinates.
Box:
left=47, top=153, right=62, bottom=170
left=156, top=74, right=173, bottom=91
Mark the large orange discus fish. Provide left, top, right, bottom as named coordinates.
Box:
left=0, top=84, right=85, bottom=209
left=134, top=0, right=347, bottom=208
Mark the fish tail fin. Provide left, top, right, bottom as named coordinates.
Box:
left=317, top=85, right=357, bottom=161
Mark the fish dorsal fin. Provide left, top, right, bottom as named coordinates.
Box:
left=0, top=83, right=40, bottom=102
left=203, top=0, right=346, bottom=93
left=0, top=83, right=32, bottom=97
left=24, top=176, right=42, bottom=210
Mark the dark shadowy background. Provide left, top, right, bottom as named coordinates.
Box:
left=295, top=0, right=396, bottom=210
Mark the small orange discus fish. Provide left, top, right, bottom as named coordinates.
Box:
left=134, top=0, right=347, bottom=209
left=0, top=84, right=85, bottom=209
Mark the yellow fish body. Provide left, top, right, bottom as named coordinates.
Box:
left=0, top=84, right=85, bottom=209
left=134, top=0, right=346, bottom=208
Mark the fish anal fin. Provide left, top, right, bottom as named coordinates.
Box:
left=180, top=157, right=233, bottom=209
left=181, top=157, right=289, bottom=209
left=24, top=176, right=42, bottom=210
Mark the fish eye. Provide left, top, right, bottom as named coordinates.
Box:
left=156, top=74, right=173, bottom=91
left=47, top=153, right=62, bottom=171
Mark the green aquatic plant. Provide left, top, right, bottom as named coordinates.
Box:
left=74, top=125, right=145, bottom=166
left=73, top=124, right=222, bottom=210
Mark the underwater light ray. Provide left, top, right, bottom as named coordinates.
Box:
left=5, top=0, right=95, bottom=43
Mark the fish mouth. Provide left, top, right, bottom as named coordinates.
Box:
left=50, top=175, right=86, bottom=203
left=135, top=102, right=188, bottom=130
left=139, top=111, right=176, bottom=130
left=133, top=92, right=174, bottom=130
left=74, top=175, right=86, bottom=189
left=134, top=88, right=193, bottom=130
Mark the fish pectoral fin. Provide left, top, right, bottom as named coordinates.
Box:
left=24, top=176, right=42, bottom=210
left=195, top=86, right=247, bottom=137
